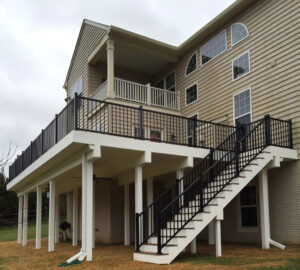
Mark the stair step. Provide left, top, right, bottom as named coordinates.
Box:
left=144, top=243, right=177, bottom=247
left=136, top=251, right=168, bottom=256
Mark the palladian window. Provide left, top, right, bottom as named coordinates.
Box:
left=186, top=53, right=197, bottom=75
left=231, top=23, right=249, bottom=46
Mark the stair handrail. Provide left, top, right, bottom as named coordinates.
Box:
left=155, top=115, right=292, bottom=253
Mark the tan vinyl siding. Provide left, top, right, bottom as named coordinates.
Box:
left=172, top=0, right=300, bottom=153
left=67, top=23, right=107, bottom=98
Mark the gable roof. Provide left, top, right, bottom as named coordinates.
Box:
left=63, top=0, right=259, bottom=89
left=63, top=19, right=109, bottom=89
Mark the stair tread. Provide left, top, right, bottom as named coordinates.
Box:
left=136, top=251, right=169, bottom=256
left=144, top=243, right=177, bottom=247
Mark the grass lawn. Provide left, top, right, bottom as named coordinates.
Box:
left=0, top=221, right=48, bottom=242
left=0, top=237, right=299, bottom=270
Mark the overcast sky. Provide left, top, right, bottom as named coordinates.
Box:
left=0, top=0, right=235, bottom=175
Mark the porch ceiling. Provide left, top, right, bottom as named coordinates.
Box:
left=88, top=34, right=179, bottom=75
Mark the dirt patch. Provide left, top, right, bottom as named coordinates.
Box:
left=0, top=240, right=299, bottom=270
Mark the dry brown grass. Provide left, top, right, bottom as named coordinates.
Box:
left=0, top=239, right=299, bottom=270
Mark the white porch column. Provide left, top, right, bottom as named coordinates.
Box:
left=176, top=169, right=184, bottom=207
left=66, top=191, right=73, bottom=240
left=81, top=153, right=87, bottom=253
left=72, top=188, right=79, bottom=246
left=135, top=166, right=143, bottom=214
left=85, top=158, right=94, bottom=261
left=48, top=180, right=56, bottom=252
left=259, top=169, right=270, bottom=249
left=93, top=182, right=96, bottom=249
left=106, top=39, right=115, bottom=99
left=147, top=178, right=154, bottom=234
left=191, top=238, right=197, bottom=254
left=215, top=220, right=222, bottom=257
left=124, top=183, right=130, bottom=246
left=36, top=186, right=42, bottom=249
left=208, top=220, right=215, bottom=245
left=135, top=166, right=143, bottom=242
left=55, top=194, right=60, bottom=244
left=22, top=193, right=28, bottom=246
left=17, top=196, right=23, bottom=245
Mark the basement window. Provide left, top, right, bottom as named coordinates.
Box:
left=240, top=185, right=258, bottom=227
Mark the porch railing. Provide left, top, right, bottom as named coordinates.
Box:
left=94, top=78, right=180, bottom=110
left=8, top=95, right=236, bottom=182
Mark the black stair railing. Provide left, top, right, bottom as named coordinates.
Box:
left=136, top=115, right=293, bottom=253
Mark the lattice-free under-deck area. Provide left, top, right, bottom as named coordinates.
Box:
left=1, top=239, right=299, bottom=269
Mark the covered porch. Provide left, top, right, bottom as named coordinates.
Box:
left=87, top=28, right=180, bottom=111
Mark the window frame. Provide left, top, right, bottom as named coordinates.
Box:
left=232, top=51, right=251, bottom=81
left=231, top=22, right=249, bottom=47
left=185, top=51, right=198, bottom=77
left=238, top=183, right=259, bottom=231
left=185, top=83, right=198, bottom=106
left=233, top=88, right=252, bottom=126
left=200, top=30, right=227, bottom=67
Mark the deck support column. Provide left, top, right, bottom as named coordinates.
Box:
left=259, top=168, right=270, bottom=249
left=72, top=188, right=79, bottom=246
left=124, top=183, right=130, bottom=246
left=106, top=39, right=115, bottom=99
left=215, top=211, right=223, bottom=257
left=36, top=186, right=42, bottom=249
left=22, top=193, right=28, bottom=246
left=93, top=182, right=96, bottom=249
left=191, top=238, right=197, bottom=254
left=208, top=220, right=215, bottom=245
left=17, top=195, right=23, bottom=245
left=135, top=165, right=143, bottom=242
left=48, top=180, right=56, bottom=252
left=55, top=194, right=60, bottom=244
left=82, top=153, right=94, bottom=261
left=147, top=178, right=154, bottom=234
left=176, top=169, right=184, bottom=207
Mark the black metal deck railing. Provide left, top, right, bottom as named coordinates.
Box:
left=8, top=94, right=236, bottom=182
left=135, top=115, right=293, bottom=253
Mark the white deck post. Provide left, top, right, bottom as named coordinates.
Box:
left=86, top=159, right=94, bottom=261
left=259, top=169, right=270, bottom=249
left=17, top=195, right=23, bottom=245
left=146, top=83, right=151, bottom=105
left=81, top=153, right=87, bottom=253
left=93, top=182, right=96, bottom=249
left=22, top=193, right=28, bottom=246
left=48, top=180, right=56, bottom=252
left=55, top=194, right=60, bottom=244
left=124, top=183, right=130, bottom=246
left=215, top=220, right=222, bottom=257
left=106, top=39, right=115, bottom=99
left=36, top=186, right=42, bottom=249
left=147, top=178, right=154, bottom=234
left=208, top=220, right=215, bottom=245
left=176, top=169, right=184, bottom=207
left=135, top=166, right=143, bottom=242
left=72, top=188, right=79, bottom=246
left=191, top=238, right=197, bottom=254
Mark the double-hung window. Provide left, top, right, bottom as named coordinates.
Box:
left=233, top=52, right=250, bottom=80
left=155, top=72, right=176, bottom=92
left=234, top=89, right=252, bottom=127
left=186, top=84, right=198, bottom=105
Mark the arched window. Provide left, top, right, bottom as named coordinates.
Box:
left=231, top=23, right=249, bottom=46
left=186, top=52, right=197, bottom=75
